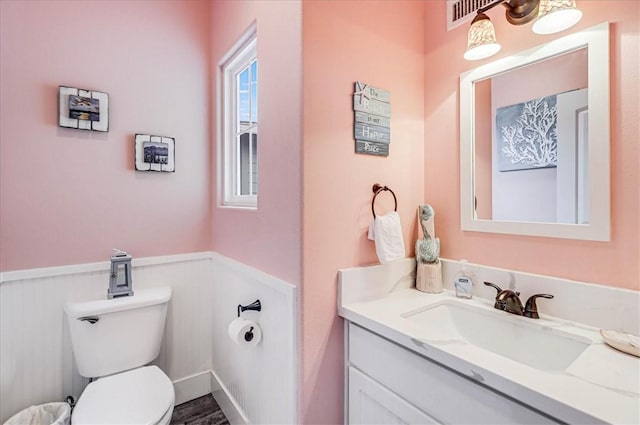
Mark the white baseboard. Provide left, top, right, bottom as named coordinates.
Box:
left=173, top=371, right=212, bottom=406
left=210, top=369, right=249, bottom=425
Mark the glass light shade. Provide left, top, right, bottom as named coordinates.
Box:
left=532, top=0, right=583, bottom=34
left=464, top=15, right=502, bottom=61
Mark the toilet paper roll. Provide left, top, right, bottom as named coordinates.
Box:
left=228, top=317, right=262, bottom=346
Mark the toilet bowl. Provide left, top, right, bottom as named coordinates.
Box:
left=72, top=366, right=174, bottom=425
left=65, top=287, right=174, bottom=425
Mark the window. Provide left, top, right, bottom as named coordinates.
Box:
left=220, top=29, right=258, bottom=207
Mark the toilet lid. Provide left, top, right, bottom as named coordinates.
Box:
left=72, top=365, right=174, bottom=425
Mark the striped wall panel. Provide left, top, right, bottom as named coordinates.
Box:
left=209, top=253, right=298, bottom=425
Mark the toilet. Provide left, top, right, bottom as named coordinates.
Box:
left=64, top=287, right=174, bottom=424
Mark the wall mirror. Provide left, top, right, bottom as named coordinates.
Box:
left=460, top=22, right=610, bottom=241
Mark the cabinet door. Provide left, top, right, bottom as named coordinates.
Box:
left=349, top=367, right=441, bottom=425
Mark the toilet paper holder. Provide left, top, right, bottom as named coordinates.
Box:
left=237, top=299, right=262, bottom=317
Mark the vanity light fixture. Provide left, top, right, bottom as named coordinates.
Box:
left=464, top=0, right=582, bottom=61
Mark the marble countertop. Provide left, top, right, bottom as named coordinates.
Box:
left=339, top=287, right=640, bottom=424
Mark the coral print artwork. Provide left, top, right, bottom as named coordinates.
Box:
left=496, top=94, right=557, bottom=172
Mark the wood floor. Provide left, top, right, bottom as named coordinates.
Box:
left=171, top=394, right=230, bottom=425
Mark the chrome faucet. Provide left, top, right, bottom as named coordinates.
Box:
left=484, top=282, right=553, bottom=319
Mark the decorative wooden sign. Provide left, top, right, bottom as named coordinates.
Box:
left=353, top=81, right=391, bottom=156
left=355, top=140, right=389, bottom=156
left=355, top=111, right=390, bottom=129
left=354, top=81, right=390, bottom=103
left=352, top=96, right=391, bottom=118
left=354, top=122, right=390, bottom=144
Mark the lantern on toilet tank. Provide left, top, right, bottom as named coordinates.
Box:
left=108, top=249, right=134, bottom=299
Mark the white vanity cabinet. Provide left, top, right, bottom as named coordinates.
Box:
left=349, top=367, right=439, bottom=424
left=346, top=323, right=559, bottom=425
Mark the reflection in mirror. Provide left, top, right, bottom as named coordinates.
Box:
left=474, top=48, right=588, bottom=224
left=460, top=22, right=610, bottom=241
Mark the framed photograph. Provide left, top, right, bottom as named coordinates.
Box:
left=496, top=94, right=557, bottom=172
left=135, top=134, right=175, bottom=172
left=58, top=86, right=109, bottom=132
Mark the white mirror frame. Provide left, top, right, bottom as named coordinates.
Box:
left=460, top=22, right=610, bottom=241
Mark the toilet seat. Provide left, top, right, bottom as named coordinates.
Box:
left=72, top=365, right=174, bottom=425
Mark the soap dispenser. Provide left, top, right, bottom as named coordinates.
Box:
left=454, top=259, right=474, bottom=299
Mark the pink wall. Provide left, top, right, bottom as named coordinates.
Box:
left=425, top=1, right=639, bottom=290
left=302, top=1, right=425, bottom=423
left=209, top=1, right=302, bottom=286
left=0, top=0, right=212, bottom=271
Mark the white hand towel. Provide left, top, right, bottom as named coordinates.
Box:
left=368, top=211, right=405, bottom=264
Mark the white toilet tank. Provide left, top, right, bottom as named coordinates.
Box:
left=65, top=287, right=172, bottom=378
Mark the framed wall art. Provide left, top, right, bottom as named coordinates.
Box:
left=496, top=94, right=557, bottom=172
left=135, top=134, right=175, bottom=172
left=58, top=86, right=109, bottom=132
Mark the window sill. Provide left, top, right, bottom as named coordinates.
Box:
left=218, top=204, right=257, bottom=211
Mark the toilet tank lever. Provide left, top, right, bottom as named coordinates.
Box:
left=78, top=316, right=100, bottom=324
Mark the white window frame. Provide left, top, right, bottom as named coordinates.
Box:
left=219, top=25, right=258, bottom=208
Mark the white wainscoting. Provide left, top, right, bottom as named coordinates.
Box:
left=0, top=253, right=215, bottom=422
left=0, top=252, right=298, bottom=424
left=209, top=253, right=298, bottom=425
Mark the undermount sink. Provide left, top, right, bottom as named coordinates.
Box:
left=402, top=301, right=592, bottom=371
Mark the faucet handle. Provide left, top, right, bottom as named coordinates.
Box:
left=524, top=294, right=554, bottom=319
left=483, top=281, right=503, bottom=296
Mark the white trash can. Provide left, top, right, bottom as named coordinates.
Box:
left=3, top=402, right=70, bottom=425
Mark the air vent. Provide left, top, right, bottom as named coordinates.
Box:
left=447, top=0, right=496, bottom=31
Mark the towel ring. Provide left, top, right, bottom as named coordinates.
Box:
left=371, top=183, right=397, bottom=218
